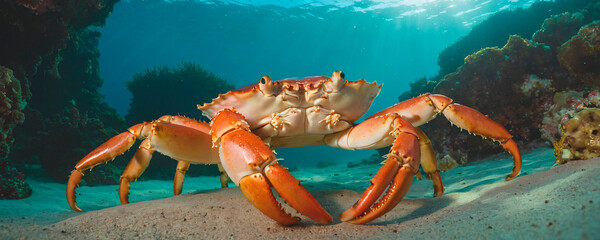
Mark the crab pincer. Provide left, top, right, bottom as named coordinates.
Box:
left=337, top=118, right=421, bottom=224
left=213, top=108, right=332, bottom=225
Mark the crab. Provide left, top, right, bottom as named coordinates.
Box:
left=67, top=70, right=521, bottom=225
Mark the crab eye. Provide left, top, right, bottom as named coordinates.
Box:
left=326, top=70, right=346, bottom=92
left=260, top=77, right=266, bottom=84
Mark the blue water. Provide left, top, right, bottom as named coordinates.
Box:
left=97, top=0, right=547, bottom=167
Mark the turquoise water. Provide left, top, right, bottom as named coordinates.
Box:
left=97, top=0, right=546, bottom=167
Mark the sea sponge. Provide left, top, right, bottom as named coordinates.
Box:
left=561, top=108, right=600, bottom=161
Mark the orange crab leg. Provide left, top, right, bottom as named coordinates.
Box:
left=374, top=93, right=522, bottom=181
left=119, top=140, right=154, bottom=204
left=214, top=108, right=331, bottom=225
left=66, top=170, right=84, bottom=212
left=67, top=115, right=220, bottom=212
left=174, top=161, right=191, bottom=196
left=67, top=124, right=143, bottom=212
left=415, top=128, right=444, bottom=197
left=435, top=97, right=521, bottom=180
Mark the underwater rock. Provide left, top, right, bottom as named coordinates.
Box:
left=0, top=0, right=119, bottom=82
left=557, top=21, right=600, bottom=87
left=540, top=91, right=585, bottom=143
left=397, top=76, right=438, bottom=102
left=559, top=108, right=600, bottom=162
left=0, top=66, right=30, bottom=199
left=9, top=29, right=126, bottom=185
left=125, top=63, right=234, bottom=179
left=532, top=12, right=584, bottom=49
left=0, top=66, right=25, bottom=159
left=436, top=0, right=595, bottom=79
left=520, top=74, right=553, bottom=97
left=398, top=1, right=600, bottom=166
left=0, top=0, right=121, bottom=188
left=426, top=35, right=557, bottom=163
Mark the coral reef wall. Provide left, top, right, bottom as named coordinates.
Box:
left=0, top=0, right=120, bottom=198
left=399, top=0, right=596, bottom=103
left=125, top=63, right=234, bottom=179
left=436, top=0, right=595, bottom=81
left=0, top=66, right=29, bottom=199
left=397, top=1, right=600, bottom=166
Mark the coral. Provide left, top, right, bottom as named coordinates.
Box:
left=532, top=12, right=584, bottom=48
left=0, top=66, right=25, bottom=157
left=0, top=66, right=30, bottom=199
left=0, top=159, right=31, bottom=199
left=428, top=35, right=557, bottom=161
left=0, top=0, right=119, bottom=82
left=520, top=74, right=553, bottom=97
left=397, top=0, right=599, bottom=105
left=9, top=29, right=126, bottom=185
left=436, top=0, right=594, bottom=79
left=0, top=0, right=120, bottom=193
left=540, top=91, right=585, bottom=143
left=395, top=1, right=600, bottom=166
left=125, top=63, right=234, bottom=179
left=557, top=21, right=600, bottom=87
left=558, top=108, right=600, bottom=161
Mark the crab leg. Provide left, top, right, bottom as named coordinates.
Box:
left=119, top=140, right=154, bottom=204
left=67, top=116, right=220, bottom=212
left=429, top=94, right=521, bottom=180
left=67, top=123, right=145, bottom=212
left=217, top=163, right=229, bottom=188
left=174, top=161, right=190, bottom=196
left=213, top=108, right=332, bottom=225
left=326, top=114, right=420, bottom=224
left=415, top=128, right=444, bottom=197
left=372, top=93, right=521, bottom=180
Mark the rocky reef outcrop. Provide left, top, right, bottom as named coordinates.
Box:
left=0, top=0, right=121, bottom=198
left=124, top=62, right=234, bottom=179
left=397, top=1, right=600, bottom=167
left=434, top=0, right=595, bottom=82
left=0, top=66, right=29, bottom=199
left=557, top=21, right=600, bottom=87
left=559, top=108, right=600, bottom=161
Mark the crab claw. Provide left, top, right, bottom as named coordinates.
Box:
left=223, top=129, right=332, bottom=225
left=214, top=108, right=332, bottom=225
left=239, top=164, right=333, bottom=225
left=340, top=125, right=420, bottom=224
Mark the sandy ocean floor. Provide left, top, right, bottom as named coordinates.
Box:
left=0, top=148, right=598, bottom=239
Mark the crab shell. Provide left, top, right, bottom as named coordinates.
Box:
left=197, top=71, right=382, bottom=148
